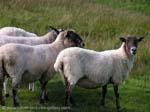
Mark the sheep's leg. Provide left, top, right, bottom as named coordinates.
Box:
left=29, top=82, right=36, bottom=91
left=32, top=82, right=36, bottom=91
left=40, top=81, right=48, bottom=104
left=0, top=79, right=5, bottom=106
left=29, top=83, right=32, bottom=91
left=32, top=82, right=35, bottom=91
left=113, top=85, right=121, bottom=112
left=12, top=81, right=19, bottom=107
left=100, top=84, right=107, bottom=107
left=69, top=95, right=75, bottom=105
left=64, top=80, right=73, bottom=107
left=64, top=80, right=70, bottom=106
left=3, top=77, right=9, bottom=97
left=45, top=87, right=49, bottom=101
left=64, top=82, right=72, bottom=112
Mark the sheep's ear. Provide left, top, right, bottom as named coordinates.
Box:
left=120, top=37, right=126, bottom=42
left=138, top=37, right=144, bottom=42
left=49, top=26, right=55, bottom=30
left=49, top=26, right=59, bottom=34
left=63, top=31, right=69, bottom=38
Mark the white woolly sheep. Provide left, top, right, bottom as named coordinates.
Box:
left=0, top=30, right=57, bottom=45
left=54, top=37, right=144, bottom=112
left=0, top=27, right=37, bottom=37
left=0, top=27, right=38, bottom=96
left=0, top=26, right=62, bottom=97
left=0, top=30, right=84, bottom=107
left=28, top=26, right=64, bottom=92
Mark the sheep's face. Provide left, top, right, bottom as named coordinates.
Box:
left=64, top=30, right=85, bottom=48
left=120, top=37, right=144, bottom=56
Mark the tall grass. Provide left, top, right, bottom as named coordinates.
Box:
left=1, top=0, right=149, bottom=75
left=95, top=0, right=150, bottom=15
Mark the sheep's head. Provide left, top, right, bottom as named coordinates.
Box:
left=120, top=37, right=144, bottom=56
left=57, top=30, right=84, bottom=48
left=65, top=30, right=84, bottom=48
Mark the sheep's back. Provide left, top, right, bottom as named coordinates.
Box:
left=0, top=27, right=37, bottom=37
left=0, top=35, right=44, bottom=46
left=57, top=47, right=113, bottom=85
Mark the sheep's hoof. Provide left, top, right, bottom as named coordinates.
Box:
left=40, top=99, right=45, bottom=104
left=14, top=102, right=19, bottom=107
left=45, top=96, right=49, bottom=101
left=70, top=97, right=76, bottom=106
left=100, top=101, right=106, bottom=108
left=0, top=101, right=5, bottom=106
left=31, top=89, right=35, bottom=92
left=117, top=107, right=126, bottom=112
left=29, top=88, right=35, bottom=92
left=64, top=107, right=70, bottom=112
left=64, top=109, right=70, bottom=112
left=5, top=94, right=10, bottom=97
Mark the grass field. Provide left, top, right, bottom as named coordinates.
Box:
left=0, top=0, right=149, bottom=112
left=0, top=75, right=149, bottom=112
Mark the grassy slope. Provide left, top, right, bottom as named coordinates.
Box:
left=0, top=0, right=149, bottom=111
left=95, top=0, right=150, bottom=15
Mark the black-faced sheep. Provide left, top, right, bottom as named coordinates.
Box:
left=54, top=37, right=144, bottom=112
left=0, top=30, right=84, bottom=107
left=1, top=26, right=62, bottom=97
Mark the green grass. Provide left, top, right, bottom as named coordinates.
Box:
left=0, top=75, right=149, bottom=112
left=95, top=0, right=150, bottom=15
left=0, top=0, right=149, bottom=112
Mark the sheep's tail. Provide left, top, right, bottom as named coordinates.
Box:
left=54, top=57, right=62, bottom=72
left=54, top=59, right=65, bottom=84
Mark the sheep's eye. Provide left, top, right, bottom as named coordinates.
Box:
left=69, top=38, right=76, bottom=42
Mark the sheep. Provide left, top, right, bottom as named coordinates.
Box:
left=0, top=26, right=62, bottom=97
left=0, top=30, right=84, bottom=107
left=0, top=27, right=38, bottom=96
left=54, top=37, right=144, bottom=112
left=28, top=27, right=64, bottom=92
left=0, top=26, right=39, bottom=92
left=0, top=27, right=37, bottom=37
left=0, top=29, right=58, bottom=45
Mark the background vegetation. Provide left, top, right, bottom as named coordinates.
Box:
left=0, top=0, right=149, bottom=112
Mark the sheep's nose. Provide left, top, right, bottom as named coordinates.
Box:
left=131, top=47, right=137, bottom=54
left=131, top=47, right=136, bottom=51
left=82, top=43, right=85, bottom=47
left=80, top=42, right=85, bottom=48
